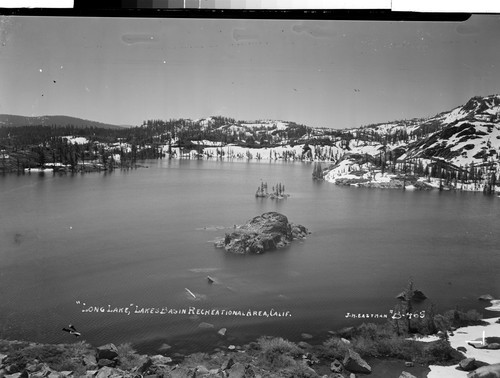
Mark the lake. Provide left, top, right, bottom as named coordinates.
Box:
left=1, top=159, right=499, bottom=355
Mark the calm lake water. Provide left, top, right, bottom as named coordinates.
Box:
left=1, top=159, right=499, bottom=355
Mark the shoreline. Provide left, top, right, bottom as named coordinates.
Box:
left=427, top=316, right=500, bottom=378
left=9, top=158, right=498, bottom=195
left=2, top=313, right=499, bottom=378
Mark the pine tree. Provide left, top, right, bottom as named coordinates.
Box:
left=37, top=147, right=45, bottom=168
left=312, top=162, right=323, bottom=180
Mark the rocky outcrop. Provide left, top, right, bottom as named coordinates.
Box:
left=343, top=349, right=372, bottom=374
left=138, top=354, right=174, bottom=376
left=93, top=366, right=134, bottom=378
left=467, top=364, right=500, bottom=378
left=96, top=344, right=118, bottom=361
left=226, top=362, right=246, bottom=377
left=97, top=358, right=116, bottom=368
left=399, top=372, right=417, bottom=378
left=214, top=212, right=309, bottom=254
left=469, top=342, right=500, bottom=350
left=82, top=354, right=98, bottom=370
left=330, top=359, right=343, bottom=373
left=220, top=357, right=235, bottom=371
left=96, top=344, right=119, bottom=368
left=460, top=357, right=477, bottom=371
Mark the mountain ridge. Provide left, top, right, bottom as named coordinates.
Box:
left=1, top=94, right=499, bottom=185
left=0, top=114, right=128, bottom=129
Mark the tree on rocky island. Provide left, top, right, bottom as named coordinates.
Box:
left=256, top=181, right=288, bottom=199
left=255, top=181, right=268, bottom=198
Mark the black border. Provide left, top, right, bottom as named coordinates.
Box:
left=0, top=5, right=472, bottom=22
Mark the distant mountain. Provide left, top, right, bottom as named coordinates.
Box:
left=0, top=114, right=127, bottom=129
left=318, top=93, right=500, bottom=190
left=309, top=94, right=498, bottom=167
left=131, top=95, right=500, bottom=169
left=1, top=94, right=499, bottom=177
left=396, top=94, right=500, bottom=166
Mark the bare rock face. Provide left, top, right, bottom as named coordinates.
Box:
left=214, top=212, right=309, bottom=254
left=343, top=349, right=372, bottom=375
left=460, top=358, right=477, bottom=371
left=96, top=344, right=119, bottom=361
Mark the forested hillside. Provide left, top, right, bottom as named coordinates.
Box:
left=1, top=95, right=499, bottom=192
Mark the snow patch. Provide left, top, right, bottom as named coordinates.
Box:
left=63, top=136, right=89, bottom=145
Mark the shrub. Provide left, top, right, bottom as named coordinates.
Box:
left=323, top=322, right=428, bottom=362
left=357, top=322, right=399, bottom=339
left=257, top=337, right=302, bottom=370
left=322, top=318, right=467, bottom=365
left=4, top=342, right=92, bottom=373
left=433, top=314, right=452, bottom=333
left=321, top=336, right=351, bottom=360
left=351, top=322, right=409, bottom=358
left=350, top=337, right=377, bottom=357
left=282, top=361, right=319, bottom=378
left=116, top=342, right=147, bottom=371
left=182, top=352, right=213, bottom=368
left=6, top=344, right=64, bottom=371
left=258, top=337, right=301, bottom=357
left=383, top=339, right=423, bottom=361
left=377, top=337, right=399, bottom=357
left=412, top=304, right=438, bottom=335
left=352, top=334, right=418, bottom=360
left=0, top=340, right=31, bottom=354
left=53, top=359, right=87, bottom=376
left=356, top=323, right=379, bottom=340
left=262, top=353, right=296, bottom=370
left=423, top=339, right=463, bottom=364
left=66, top=340, right=93, bottom=356
left=443, top=309, right=487, bottom=328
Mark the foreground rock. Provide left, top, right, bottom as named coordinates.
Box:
left=343, top=348, right=372, bottom=374
left=96, top=344, right=119, bottom=368
left=399, top=372, right=417, bottom=378
left=468, top=363, right=500, bottom=378
left=96, top=344, right=119, bottom=361
left=214, top=212, right=309, bottom=254
left=459, top=357, right=477, bottom=371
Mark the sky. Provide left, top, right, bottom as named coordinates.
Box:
left=0, top=14, right=500, bottom=129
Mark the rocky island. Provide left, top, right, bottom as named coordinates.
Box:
left=214, top=212, right=309, bottom=254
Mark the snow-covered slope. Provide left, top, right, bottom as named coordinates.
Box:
left=322, top=94, right=500, bottom=190
left=161, top=95, right=500, bottom=175
left=399, top=94, right=500, bottom=167
left=4, top=94, right=498, bottom=187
